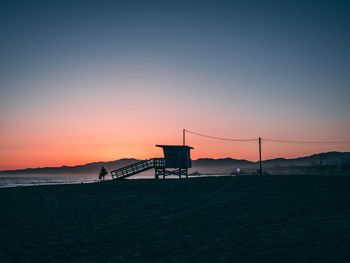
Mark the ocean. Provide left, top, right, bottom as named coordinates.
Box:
left=0, top=174, right=100, bottom=188
left=0, top=172, right=204, bottom=188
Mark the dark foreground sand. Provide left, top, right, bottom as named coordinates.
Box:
left=0, top=175, right=349, bottom=263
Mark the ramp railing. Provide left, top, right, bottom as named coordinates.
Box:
left=111, top=158, right=165, bottom=179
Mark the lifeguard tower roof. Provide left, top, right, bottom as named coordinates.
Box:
left=156, top=145, right=193, bottom=168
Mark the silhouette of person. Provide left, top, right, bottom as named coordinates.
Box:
left=99, top=166, right=107, bottom=181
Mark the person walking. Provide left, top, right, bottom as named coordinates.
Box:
left=99, top=166, right=107, bottom=181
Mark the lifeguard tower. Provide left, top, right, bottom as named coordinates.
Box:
left=154, top=145, right=193, bottom=179
left=110, top=145, right=193, bottom=179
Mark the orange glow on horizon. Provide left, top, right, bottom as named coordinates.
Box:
left=1, top=67, right=349, bottom=170
left=1, top=129, right=349, bottom=170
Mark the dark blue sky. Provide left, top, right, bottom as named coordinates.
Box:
left=1, top=0, right=350, bottom=168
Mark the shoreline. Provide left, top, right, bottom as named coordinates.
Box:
left=1, top=172, right=349, bottom=189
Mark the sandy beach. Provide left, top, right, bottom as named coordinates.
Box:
left=0, top=175, right=349, bottom=262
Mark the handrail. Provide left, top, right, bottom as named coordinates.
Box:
left=110, top=159, right=151, bottom=173
left=110, top=158, right=166, bottom=179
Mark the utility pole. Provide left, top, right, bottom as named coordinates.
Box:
left=183, top=129, right=186, bottom=146
left=259, top=137, right=263, bottom=175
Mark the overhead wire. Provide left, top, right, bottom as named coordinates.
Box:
left=184, top=129, right=258, bottom=142
left=185, top=129, right=350, bottom=144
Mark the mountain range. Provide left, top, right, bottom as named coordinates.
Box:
left=1, top=151, right=349, bottom=175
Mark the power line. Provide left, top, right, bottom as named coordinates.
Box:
left=185, top=129, right=350, bottom=144
left=184, top=129, right=258, bottom=142
left=184, top=128, right=350, bottom=176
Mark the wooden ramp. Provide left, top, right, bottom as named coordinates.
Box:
left=111, top=158, right=165, bottom=179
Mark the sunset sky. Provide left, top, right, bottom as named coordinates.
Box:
left=1, top=0, right=350, bottom=169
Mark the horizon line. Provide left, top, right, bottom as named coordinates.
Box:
left=1, top=150, right=349, bottom=172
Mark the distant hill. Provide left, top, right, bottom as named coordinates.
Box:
left=262, top=152, right=350, bottom=167
left=1, top=152, right=349, bottom=176
left=191, top=158, right=254, bottom=174
left=191, top=152, right=350, bottom=174
left=0, top=158, right=140, bottom=175
left=194, top=158, right=253, bottom=166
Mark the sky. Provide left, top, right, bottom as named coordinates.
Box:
left=1, top=0, right=350, bottom=169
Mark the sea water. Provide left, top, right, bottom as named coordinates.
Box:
left=0, top=172, right=159, bottom=188
left=0, top=173, right=227, bottom=188
left=0, top=174, right=96, bottom=188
